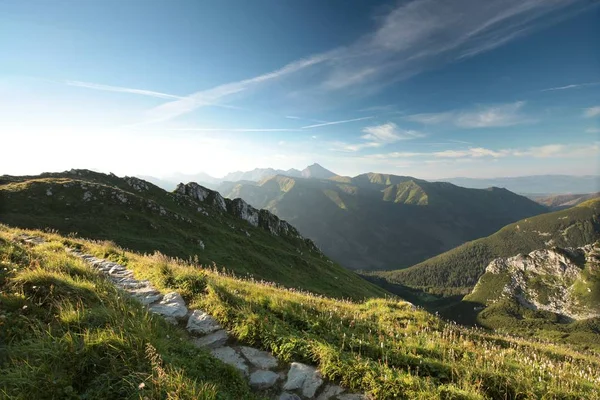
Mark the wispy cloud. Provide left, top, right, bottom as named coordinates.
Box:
left=406, top=101, right=531, bottom=128
left=584, top=106, right=600, bottom=118
left=147, top=53, right=331, bottom=123
left=586, top=128, right=600, bottom=134
left=541, top=81, right=600, bottom=92
left=66, top=80, right=183, bottom=100
left=331, top=122, right=425, bottom=152
left=301, top=116, right=374, bottom=129
left=364, top=143, right=600, bottom=160
left=137, top=0, right=584, bottom=123
left=163, top=128, right=300, bottom=132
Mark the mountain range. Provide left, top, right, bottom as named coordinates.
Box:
left=441, top=175, right=600, bottom=195
left=219, top=172, right=547, bottom=270
left=140, top=163, right=338, bottom=191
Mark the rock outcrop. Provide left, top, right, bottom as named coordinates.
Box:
left=175, top=182, right=314, bottom=246
left=472, top=243, right=600, bottom=320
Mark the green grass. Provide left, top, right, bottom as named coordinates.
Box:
left=0, top=170, right=385, bottom=300
left=379, top=198, right=600, bottom=293
left=0, top=230, right=257, bottom=399
left=9, top=226, right=596, bottom=400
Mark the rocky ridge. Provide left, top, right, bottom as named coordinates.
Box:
left=18, top=235, right=367, bottom=400
left=473, top=243, right=600, bottom=320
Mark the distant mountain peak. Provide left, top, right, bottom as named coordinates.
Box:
left=301, top=163, right=337, bottom=179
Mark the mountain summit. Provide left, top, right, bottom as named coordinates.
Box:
left=301, top=163, right=337, bottom=179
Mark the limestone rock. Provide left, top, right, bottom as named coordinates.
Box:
left=317, top=384, right=345, bottom=400
left=193, top=330, right=229, bottom=349
left=187, top=310, right=222, bottom=335
left=249, top=370, right=279, bottom=390
left=210, top=346, right=249, bottom=376
left=240, top=346, right=278, bottom=369
left=149, top=292, right=187, bottom=319
left=283, top=362, right=323, bottom=398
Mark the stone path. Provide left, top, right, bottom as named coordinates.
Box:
left=15, top=235, right=368, bottom=400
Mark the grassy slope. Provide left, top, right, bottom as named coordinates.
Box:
left=4, top=226, right=599, bottom=399
left=0, top=230, right=256, bottom=400
left=379, top=198, right=600, bottom=293
left=222, top=173, right=547, bottom=271
left=0, top=171, right=385, bottom=300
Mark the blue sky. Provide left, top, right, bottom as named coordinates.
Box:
left=1, top=0, right=599, bottom=179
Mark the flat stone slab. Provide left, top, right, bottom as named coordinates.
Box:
left=240, top=346, right=278, bottom=370
left=187, top=310, right=222, bottom=335
left=193, top=329, right=229, bottom=349
left=149, top=292, right=187, bottom=319
left=278, top=393, right=302, bottom=400
left=317, top=384, right=345, bottom=400
left=283, top=362, right=323, bottom=398
left=249, top=370, right=279, bottom=390
left=210, top=346, right=249, bottom=376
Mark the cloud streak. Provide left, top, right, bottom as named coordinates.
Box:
left=301, top=116, right=374, bottom=129
left=405, top=101, right=531, bottom=128
left=541, top=81, right=600, bottom=92
left=331, top=122, right=425, bottom=152
left=139, top=0, right=585, bottom=123
left=66, top=80, right=183, bottom=100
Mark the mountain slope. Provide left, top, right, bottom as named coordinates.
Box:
left=4, top=225, right=599, bottom=398
left=530, top=192, right=600, bottom=210
left=380, top=198, right=600, bottom=292
left=220, top=173, right=547, bottom=270
left=0, top=170, right=385, bottom=299
left=300, top=163, right=337, bottom=179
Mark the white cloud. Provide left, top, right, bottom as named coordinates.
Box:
left=364, top=143, right=600, bottom=161
left=586, top=128, right=600, bottom=134
left=331, top=122, right=425, bottom=153
left=361, top=123, right=425, bottom=142
left=584, top=106, right=600, bottom=118
left=405, top=101, right=531, bottom=128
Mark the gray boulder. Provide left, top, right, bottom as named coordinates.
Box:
left=149, top=292, right=187, bottom=319
left=249, top=370, right=280, bottom=390
left=187, top=310, right=222, bottom=335
left=193, top=330, right=229, bottom=349
left=210, top=346, right=249, bottom=376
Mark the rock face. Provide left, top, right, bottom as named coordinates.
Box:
left=472, top=243, right=600, bottom=320
left=175, top=182, right=314, bottom=244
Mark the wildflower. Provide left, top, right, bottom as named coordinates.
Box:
left=138, top=382, right=146, bottom=389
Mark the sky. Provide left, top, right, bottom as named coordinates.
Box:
left=1, top=0, right=599, bottom=179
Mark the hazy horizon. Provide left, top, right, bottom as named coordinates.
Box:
left=2, top=0, right=599, bottom=179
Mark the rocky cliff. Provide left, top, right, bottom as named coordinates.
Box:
left=468, top=243, right=600, bottom=320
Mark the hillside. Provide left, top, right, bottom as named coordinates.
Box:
left=530, top=192, right=600, bottom=210
left=452, top=243, right=600, bottom=349
left=0, top=170, right=385, bottom=299
left=2, top=225, right=599, bottom=399
left=220, top=172, right=547, bottom=270
left=379, top=198, right=600, bottom=293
